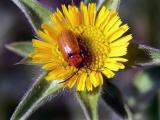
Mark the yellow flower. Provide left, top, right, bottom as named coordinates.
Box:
left=31, top=2, right=132, bottom=91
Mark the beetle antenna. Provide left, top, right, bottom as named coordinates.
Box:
left=59, top=68, right=80, bottom=83
left=59, top=67, right=101, bottom=84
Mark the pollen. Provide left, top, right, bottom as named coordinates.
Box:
left=31, top=2, right=132, bottom=91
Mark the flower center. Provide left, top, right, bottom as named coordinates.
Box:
left=70, top=25, right=110, bottom=71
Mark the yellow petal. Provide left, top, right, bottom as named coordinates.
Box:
left=34, top=48, right=52, bottom=55
left=68, top=5, right=81, bottom=26
left=86, top=76, right=93, bottom=91
left=50, top=13, right=66, bottom=31
left=62, top=5, right=73, bottom=26
left=88, top=3, right=96, bottom=25
left=76, top=73, right=87, bottom=91
left=80, top=2, right=89, bottom=25
left=89, top=71, right=100, bottom=87
left=32, top=39, right=52, bottom=49
left=37, top=31, right=53, bottom=43
left=109, top=43, right=129, bottom=57
left=95, top=6, right=108, bottom=27
left=111, top=43, right=129, bottom=51
left=111, top=58, right=128, bottom=62
left=32, top=56, right=53, bottom=64
left=66, top=75, right=78, bottom=88
left=104, top=62, right=125, bottom=71
left=109, top=24, right=129, bottom=42
left=42, top=63, right=59, bottom=70
left=104, top=13, right=119, bottom=32
left=107, top=19, right=122, bottom=36
left=110, top=34, right=132, bottom=47
left=104, top=62, right=119, bottom=71
left=102, top=69, right=115, bottom=78
left=45, top=69, right=63, bottom=80
left=41, top=23, right=58, bottom=41
left=45, top=68, right=73, bottom=80
left=96, top=72, right=103, bottom=85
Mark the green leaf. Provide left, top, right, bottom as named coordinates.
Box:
left=131, top=67, right=159, bottom=97
left=101, top=79, right=129, bottom=118
left=76, top=88, right=100, bottom=120
left=6, top=42, right=33, bottom=57
left=10, top=72, right=63, bottom=120
left=133, top=71, right=154, bottom=93
left=126, top=43, right=160, bottom=68
left=84, top=0, right=120, bottom=10
left=11, top=0, right=52, bottom=31
left=84, top=0, right=99, bottom=4
left=99, top=0, right=120, bottom=10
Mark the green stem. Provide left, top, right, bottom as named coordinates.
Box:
left=76, top=89, right=100, bottom=120
left=76, top=94, right=98, bottom=120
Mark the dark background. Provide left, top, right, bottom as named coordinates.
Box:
left=0, top=0, right=159, bottom=120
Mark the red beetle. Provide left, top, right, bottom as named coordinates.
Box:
left=58, top=30, right=84, bottom=67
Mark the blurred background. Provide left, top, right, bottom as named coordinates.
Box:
left=0, top=0, right=159, bottom=120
